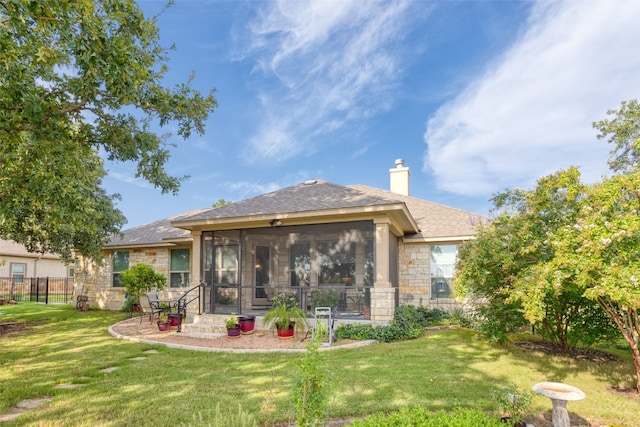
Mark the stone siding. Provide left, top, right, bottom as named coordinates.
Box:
left=76, top=246, right=185, bottom=311
left=398, top=240, right=459, bottom=311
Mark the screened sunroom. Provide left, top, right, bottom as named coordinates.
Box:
left=198, top=221, right=384, bottom=319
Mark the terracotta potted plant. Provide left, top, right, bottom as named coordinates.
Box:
left=225, top=313, right=241, bottom=338
left=263, top=293, right=307, bottom=339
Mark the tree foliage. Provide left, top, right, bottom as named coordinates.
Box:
left=456, top=168, right=618, bottom=349
left=120, top=263, right=166, bottom=308
left=525, top=170, right=640, bottom=392
left=212, top=198, right=232, bottom=208
left=0, top=0, right=217, bottom=261
left=594, top=99, right=640, bottom=173
left=458, top=100, right=640, bottom=391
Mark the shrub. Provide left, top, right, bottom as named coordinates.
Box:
left=347, top=407, right=504, bottom=427
left=393, top=306, right=449, bottom=328
left=120, top=263, right=166, bottom=311
left=334, top=324, right=375, bottom=340
left=335, top=306, right=450, bottom=342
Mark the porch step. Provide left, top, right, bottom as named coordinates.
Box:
left=181, top=313, right=268, bottom=335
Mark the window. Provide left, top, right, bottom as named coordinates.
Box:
left=112, top=251, right=129, bottom=287
left=11, top=263, right=26, bottom=283
left=67, top=267, right=75, bottom=278
left=170, top=248, right=190, bottom=288
left=430, top=245, right=457, bottom=298
left=290, top=243, right=310, bottom=287
left=255, top=245, right=270, bottom=299
left=215, top=245, right=238, bottom=284
left=318, top=241, right=355, bottom=285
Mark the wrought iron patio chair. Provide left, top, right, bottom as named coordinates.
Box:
left=139, top=292, right=164, bottom=323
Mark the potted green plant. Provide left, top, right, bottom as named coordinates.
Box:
left=225, top=312, right=241, bottom=338
left=263, top=293, right=307, bottom=339
left=491, top=383, right=533, bottom=427
left=120, top=263, right=167, bottom=313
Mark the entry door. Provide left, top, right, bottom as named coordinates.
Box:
left=253, top=245, right=270, bottom=306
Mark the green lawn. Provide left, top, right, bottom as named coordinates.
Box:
left=0, top=303, right=638, bottom=426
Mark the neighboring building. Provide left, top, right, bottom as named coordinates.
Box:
left=0, top=239, right=74, bottom=302
left=0, top=239, right=73, bottom=279
left=82, top=160, right=485, bottom=322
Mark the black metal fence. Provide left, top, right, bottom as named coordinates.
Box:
left=0, top=277, right=74, bottom=304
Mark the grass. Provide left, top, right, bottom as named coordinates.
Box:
left=1, top=303, right=639, bottom=426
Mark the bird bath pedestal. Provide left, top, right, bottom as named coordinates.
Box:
left=532, top=382, right=585, bottom=427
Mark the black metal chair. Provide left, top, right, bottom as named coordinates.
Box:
left=139, top=293, right=165, bottom=323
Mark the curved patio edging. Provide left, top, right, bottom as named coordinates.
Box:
left=108, top=319, right=376, bottom=353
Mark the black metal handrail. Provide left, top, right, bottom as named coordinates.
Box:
left=174, top=283, right=204, bottom=331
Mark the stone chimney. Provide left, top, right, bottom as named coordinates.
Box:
left=389, top=159, right=410, bottom=196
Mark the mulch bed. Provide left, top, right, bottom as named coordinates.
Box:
left=514, top=340, right=620, bottom=363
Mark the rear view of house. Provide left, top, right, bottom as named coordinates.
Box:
left=81, top=161, right=483, bottom=322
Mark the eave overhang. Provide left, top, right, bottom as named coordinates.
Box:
left=171, top=203, right=419, bottom=237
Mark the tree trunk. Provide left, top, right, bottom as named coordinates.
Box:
left=598, top=298, right=640, bottom=393
left=631, top=344, right=640, bottom=393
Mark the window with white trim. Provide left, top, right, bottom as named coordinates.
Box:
left=170, top=248, right=190, bottom=288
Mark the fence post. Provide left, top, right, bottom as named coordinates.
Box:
left=45, top=277, right=49, bottom=304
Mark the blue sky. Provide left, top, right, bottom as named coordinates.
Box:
left=103, top=0, right=640, bottom=228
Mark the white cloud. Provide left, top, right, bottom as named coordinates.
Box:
left=240, top=0, right=417, bottom=163
left=107, top=170, right=151, bottom=189
left=423, top=0, right=640, bottom=196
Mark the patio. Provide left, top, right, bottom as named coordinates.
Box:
left=108, top=316, right=375, bottom=353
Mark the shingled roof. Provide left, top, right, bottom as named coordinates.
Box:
left=107, top=209, right=209, bottom=247
left=176, top=180, right=397, bottom=222
left=107, top=180, right=483, bottom=248
left=348, top=185, right=484, bottom=240
left=0, top=239, right=61, bottom=260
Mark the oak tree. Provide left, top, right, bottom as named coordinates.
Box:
left=0, top=0, right=217, bottom=261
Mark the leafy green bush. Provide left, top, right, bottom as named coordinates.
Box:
left=334, top=324, right=375, bottom=340
left=120, top=263, right=166, bottom=311
left=347, top=407, right=504, bottom=427
left=335, top=306, right=450, bottom=342
left=394, top=306, right=449, bottom=328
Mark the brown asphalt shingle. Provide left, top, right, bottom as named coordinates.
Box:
left=107, top=180, right=485, bottom=247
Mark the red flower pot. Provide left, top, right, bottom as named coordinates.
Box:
left=157, top=321, right=171, bottom=332
left=276, top=326, right=295, bottom=339
left=168, top=313, right=182, bottom=328
left=238, top=315, right=256, bottom=334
